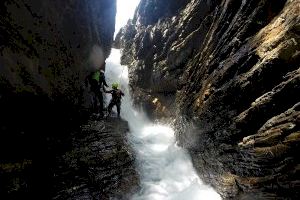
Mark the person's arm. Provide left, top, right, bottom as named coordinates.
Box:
left=103, top=77, right=108, bottom=87
left=102, top=85, right=106, bottom=92
left=100, top=73, right=108, bottom=87
left=121, top=90, right=125, bottom=96
left=105, top=90, right=113, bottom=94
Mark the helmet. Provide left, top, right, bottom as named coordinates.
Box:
left=100, top=69, right=105, bottom=73
left=112, top=83, right=118, bottom=89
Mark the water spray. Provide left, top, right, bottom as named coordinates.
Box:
left=105, top=49, right=221, bottom=200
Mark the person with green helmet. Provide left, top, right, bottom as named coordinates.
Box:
left=105, top=83, right=124, bottom=118
left=86, top=65, right=108, bottom=116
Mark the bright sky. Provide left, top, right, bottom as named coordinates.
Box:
left=115, top=0, right=140, bottom=37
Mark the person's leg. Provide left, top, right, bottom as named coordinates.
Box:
left=97, top=91, right=104, bottom=116
left=107, top=101, right=114, bottom=117
left=90, top=82, right=98, bottom=113
left=116, top=102, right=121, bottom=118
left=92, top=90, right=98, bottom=113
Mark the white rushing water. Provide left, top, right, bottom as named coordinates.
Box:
left=105, top=49, right=221, bottom=200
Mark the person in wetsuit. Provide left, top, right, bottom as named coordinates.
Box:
left=86, top=68, right=108, bottom=116
left=105, top=83, right=124, bottom=118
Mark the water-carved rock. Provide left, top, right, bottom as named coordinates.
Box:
left=119, top=0, right=300, bottom=198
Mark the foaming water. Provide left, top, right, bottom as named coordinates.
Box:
left=105, top=49, right=221, bottom=200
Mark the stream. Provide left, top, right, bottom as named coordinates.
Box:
left=105, top=49, right=221, bottom=200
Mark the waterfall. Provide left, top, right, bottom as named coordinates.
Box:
left=105, top=49, right=221, bottom=200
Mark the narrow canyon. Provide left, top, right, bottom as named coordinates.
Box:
left=0, top=0, right=299, bottom=199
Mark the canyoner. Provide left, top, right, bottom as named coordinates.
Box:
left=105, top=83, right=125, bottom=118
left=86, top=66, right=108, bottom=118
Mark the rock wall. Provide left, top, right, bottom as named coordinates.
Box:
left=0, top=0, right=129, bottom=198
left=119, top=0, right=300, bottom=198
left=52, top=119, right=138, bottom=200
left=1, top=118, right=139, bottom=199
left=0, top=0, right=116, bottom=115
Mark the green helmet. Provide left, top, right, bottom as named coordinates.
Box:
left=112, top=83, right=118, bottom=89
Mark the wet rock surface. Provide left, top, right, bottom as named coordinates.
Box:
left=0, top=118, right=139, bottom=199
left=0, top=0, right=140, bottom=199
left=52, top=119, right=139, bottom=200
left=119, top=0, right=300, bottom=198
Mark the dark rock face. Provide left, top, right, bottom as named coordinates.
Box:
left=0, top=0, right=116, bottom=112
left=120, top=0, right=300, bottom=198
left=0, top=0, right=139, bottom=199
left=0, top=118, right=139, bottom=199
left=52, top=119, right=138, bottom=200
